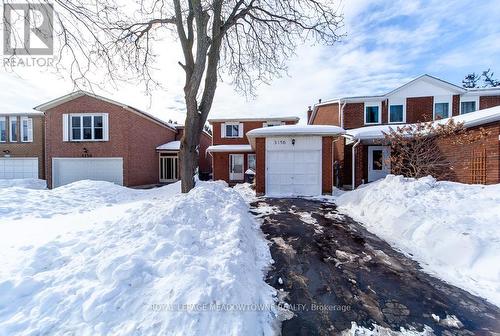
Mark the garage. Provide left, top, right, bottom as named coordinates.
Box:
left=266, top=137, right=322, bottom=196
left=0, top=158, right=39, bottom=179
left=52, top=158, right=123, bottom=187
left=247, top=125, right=345, bottom=197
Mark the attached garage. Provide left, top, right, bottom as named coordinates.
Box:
left=52, top=158, right=123, bottom=187
left=247, top=125, right=345, bottom=197
left=0, top=158, right=39, bottom=179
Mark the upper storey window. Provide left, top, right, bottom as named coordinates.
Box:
left=364, top=104, right=381, bottom=124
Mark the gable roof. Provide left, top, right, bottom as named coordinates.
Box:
left=385, top=74, right=466, bottom=96
left=34, top=91, right=177, bottom=132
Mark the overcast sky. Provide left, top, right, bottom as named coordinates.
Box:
left=1, top=0, right=500, bottom=124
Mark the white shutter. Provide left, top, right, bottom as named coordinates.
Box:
left=221, top=123, right=226, bottom=138
left=62, top=114, right=69, bottom=141
left=27, top=118, right=33, bottom=142
left=103, top=113, right=109, bottom=141
left=238, top=123, right=244, bottom=138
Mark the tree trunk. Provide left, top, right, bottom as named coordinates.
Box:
left=179, top=98, right=202, bottom=193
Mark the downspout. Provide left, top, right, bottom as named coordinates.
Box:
left=340, top=99, right=347, bottom=129
left=351, top=138, right=361, bottom=190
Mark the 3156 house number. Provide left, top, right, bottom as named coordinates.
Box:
left=273, top=140, right=287, bottom=145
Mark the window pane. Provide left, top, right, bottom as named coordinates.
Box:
left=83, top=116, right=92, bottom=127
left=389, top=105, right=403, bottom=122
left=372, top=150, right=383, bottom=171
left=71, top=116, right=81, bottom=127
left=461, top=101, right=476, bottom=114
left=22, top=120, right=28, bottom=141
left=225, top=125, right=233, bottom=137
left=94, top=116, right=103, bottom=127
left=434, top=103, right=449, bottom=119
left=248, top=154, right=256, bottom=171
left=231, top=125, right=239, bottom=136
left=72, top=128, right=81, bottom=140
left=0, top=120, right=6, bottom=141
left=83, top=128, right=92, bottom=139
left=365, top=106, right=379, bottom=123
left=11, top=119, right=17, bottom=141
left=94, top=128, right=103, bottom=140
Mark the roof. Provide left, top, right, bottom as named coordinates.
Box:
left=0, top=111, right=44, bottom=116
left=156, top=141, right=180, bottom=151
left=34, top=91, right=177, bottom=132
left=208, top=116, right=299, bottom=123
left=347, top=105, right=500, bottom=140
left=206, top=145, right=253, bottom=153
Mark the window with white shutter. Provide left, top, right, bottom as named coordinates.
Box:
left=65, top=113, right=109, bottom=141
left=224, top=122, right=240, bottom=138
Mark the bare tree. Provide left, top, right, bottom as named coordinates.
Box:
left=462, top=72, right=480, bottom=88
left=5, top=0, right=343, bottom=192
left=381, top=120, right=489, bottom=179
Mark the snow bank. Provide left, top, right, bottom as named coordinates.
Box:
left=336, top=175, right=500, bottom=306
left=0, top=181, right=277, bottom=335
left=0, top=178, right=46, bottom=190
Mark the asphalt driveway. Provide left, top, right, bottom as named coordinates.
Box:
left=250, top=198, right=500, bottom=335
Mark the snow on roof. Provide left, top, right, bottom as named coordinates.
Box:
left=156, top=141, right=181, bottom=151
left=208, top=116, right=299, bottom=123
left=206, top=145, right=253, bottom=153
left=0, top=111, right=44, bottom=116
left=246, top=125, right=345, bottom=137
left=347, top=105, right=500, bottom=140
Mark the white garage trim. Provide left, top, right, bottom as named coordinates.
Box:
left=0, top=157, right=39, bottom=179
left=52, top=157, right=123, bottom=187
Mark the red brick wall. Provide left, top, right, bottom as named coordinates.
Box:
left=333, top=137, right=345, bottom=187
left=406, top=96, right=433, bottom=123
left=322, top=137, right=334, bottom=194
left=437, top=122, right=500, bottom=184
left=452, top=95, right=460, bottom=116
left=479, top=95, right=500, bottom=109
left=381, top=100, right=388, bottom=124
left=212, top=151, right=254, bottom=184
left=212, top=120, right=296, bottom=145
left=343, top=103, right=364, bottom=129
left=45, top=95, right=176, bottom=188
left=255, top=138, right=266, bottom=195
left=311, top=103, right=340, bottom=126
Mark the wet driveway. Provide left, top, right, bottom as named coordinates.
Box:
left=250, top=198, right=500, bottom=335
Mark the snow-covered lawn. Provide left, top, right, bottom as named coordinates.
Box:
left=335, top=175, right=500, bottom=307
left=0, top=180, right=277, bottom=335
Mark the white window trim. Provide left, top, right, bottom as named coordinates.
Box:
left=0, top=116, right=6, bottom=142
left=223, top=122, right=241, bottom=138
left=364, top=102, right=382, bottom=125
left=20, top=117, right=33, bottom=143
left=459, top=96, right=480, bottom=115
left=388, top=99, right=406, bottom=124
left=68, top=113, right=108, bottom=142
left=433, top=96, right=452, bottom=120
left=263, top=121, right=285, bottom=127
left=9, top=116, right=17, bottom=142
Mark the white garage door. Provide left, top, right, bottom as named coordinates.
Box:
left=0, top=158, right=39, bottom=179
left=266, top=137, right=322, bottom=197
left=52, top=158, right=123, bottom=187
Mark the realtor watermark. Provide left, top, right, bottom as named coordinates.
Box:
left=3, top=2, right=55, bottom=66
left=150, top=303, right=351, bottom=313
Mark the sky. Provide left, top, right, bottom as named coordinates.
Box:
left=1, top=0, right=500, bottom=125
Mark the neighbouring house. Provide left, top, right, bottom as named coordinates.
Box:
left=33, top=91, right=212, bottom=188
left=206, top=117, right=299, bottom=185
left=0, top=112, right=45, bottom=179
left=308, top=74, right=500, bottom=187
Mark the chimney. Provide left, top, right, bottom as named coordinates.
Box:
left=319, top=99, right=322, bottom=103
left=307, top=106, right=313, bottom=124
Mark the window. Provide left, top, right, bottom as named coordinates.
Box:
left=248, top=154, right=256, bottom=171
left=372, top=150, right=383, bottom=171
left=10, top=117, right=17, bottom=142
left=389, top=105, right=404, bottom=123
left=365, top=105, right=380, bottom=124
left=0, top=117, right=5, bottom=142
left=460, top=101, right=476, bottom=114
left=21, top=117, right=33, bottom=142
left=224, top=123, right=240, bottom=138
left=70, top=115, right=105, bottom=141
left=264, top=121, right=283, bottom=127
left=434, top=102, right=449, bottom=119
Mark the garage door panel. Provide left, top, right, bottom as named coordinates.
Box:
left=0, top=158, right=39, bottom=179
left=53, top=158, right=123, bottom=187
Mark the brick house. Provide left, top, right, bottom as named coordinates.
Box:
left=207, top=117, right=299, bottom=184
left=308, top=74, right=500, bottom=187
left=0, top=112, right=45, bottom=179
left=34, top=91, right=211, bottom=188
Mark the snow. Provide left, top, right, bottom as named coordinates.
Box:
left=335, top=175, right=500, bottom=306
left=156, top=140, right=180, bottom=151
left=0, top=179, right=46, bottom=190
left=206, top=145, right=253, bottom=153
left=347, top=105, right=500, bottom=140
left=341, top=322, right=434, bottom=335
left=0, top=180, right=278, bottom=335
left=246, top=124, right=345, bottom=137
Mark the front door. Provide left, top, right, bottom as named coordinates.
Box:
left=159, top=154, right=179, bottom=182
left=368, top=146, right=390, bottom=182
left=229, top=154, right=244, bottom=181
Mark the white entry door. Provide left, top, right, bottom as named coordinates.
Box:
left=229, top=154, right=244, bottom=181
left=266, top=136, right=322, bottom=197
left=52, top=158, right=123, bottom=187
left=0, top=158, right=39, bottom=179
left=368, top=146, right=390, bottom=182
